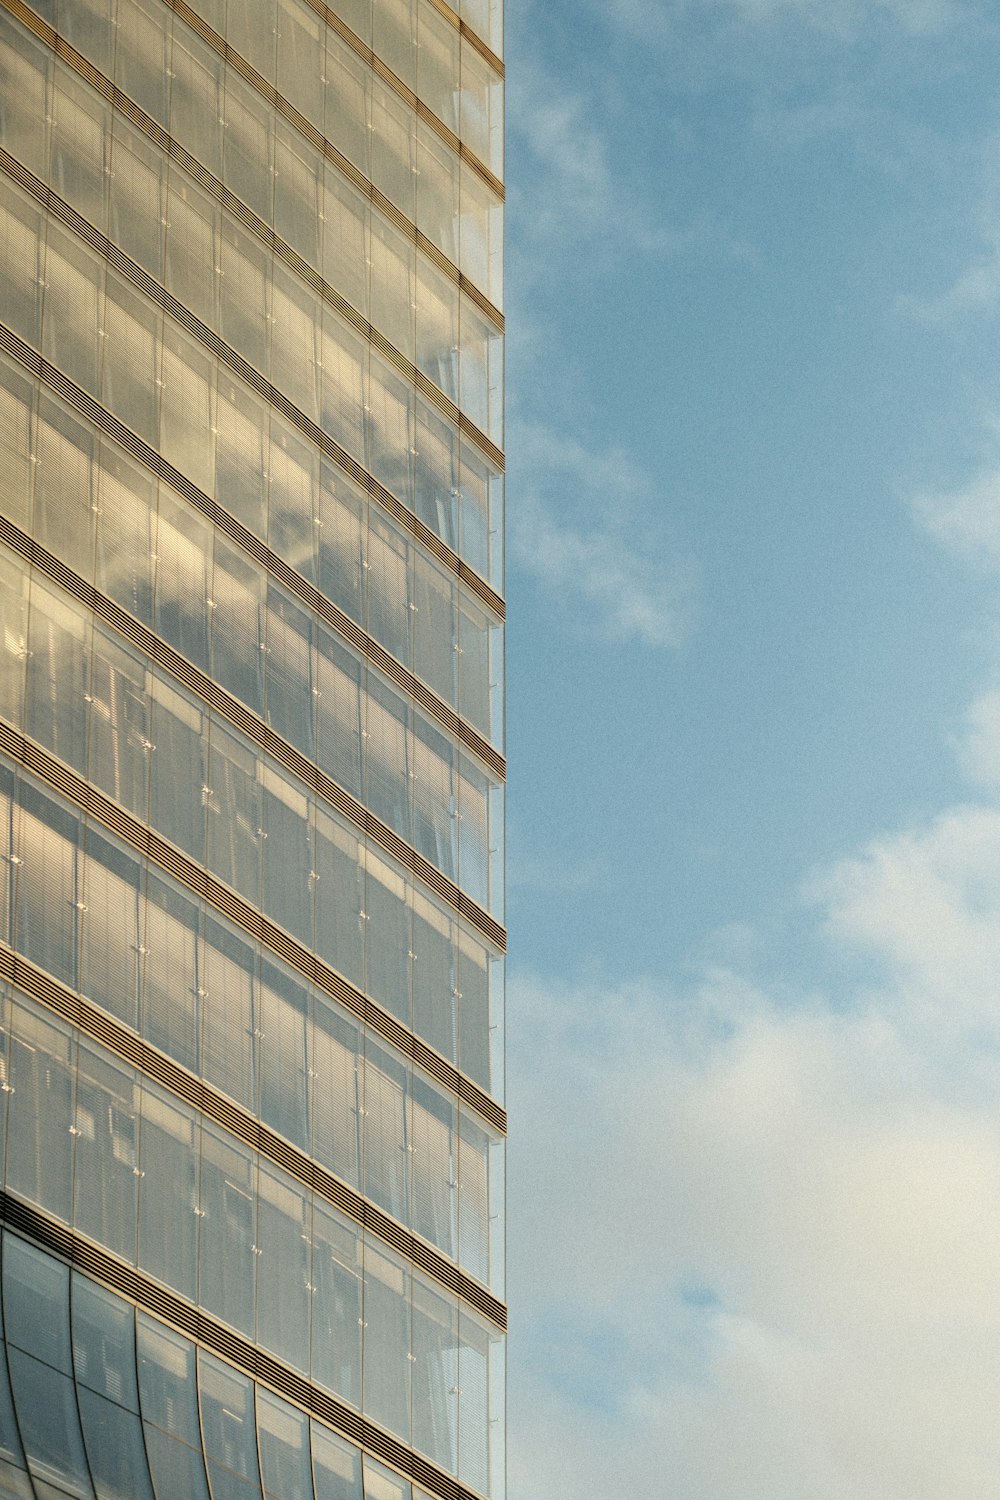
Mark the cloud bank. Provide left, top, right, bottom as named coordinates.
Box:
left=510, top=764, right=1000, bottom=1497
left=508, top=453, right=1000, bottom=1497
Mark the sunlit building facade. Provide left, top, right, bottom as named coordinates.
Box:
left=0, top=0, right=505, bottom=1496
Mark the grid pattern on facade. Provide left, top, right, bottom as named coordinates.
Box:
left=0, top=0, right=504, bottom=1494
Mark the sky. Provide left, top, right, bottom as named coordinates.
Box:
left=502, top=1, right=1000, bottom=1495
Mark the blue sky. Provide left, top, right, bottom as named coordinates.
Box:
left=503, top=0, right=1000, bottom=1494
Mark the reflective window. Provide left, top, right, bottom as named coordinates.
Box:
left=199, top=1354, right=264, bottom=1497
left=0, top=0, right=504, bottom=1491
left=0, top=528, right=505, bottom=1044
left=0, top=1233, right=504, bottom=1500
left=0, top=765, right=504, bottom=1280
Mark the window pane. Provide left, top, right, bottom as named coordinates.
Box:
left=5, top=999, right=75, bottom=1223
left=137, top=1315, right=202, bottom=1448
left=142, top=1424, right=212, bottom=1500
left=71, top=1271, right=139, bottom=1409
left=3, top=1234, right=71, bottom=1370
left=73, top=1038, right=139, bottom=1261
left=78, top=1389, right=156, bottom=1500
left=256, top=1389, right=310, bottom=1500
left=137, top=1086, right=199, bottom=1302
left=311, top=1423, right=361, bottom=1500
left=255, top=1164, right=310, bottom=1369
left=198, top=1353, right=260, bottom=1486
left=310, top=1204, right=361, bottom=1405
left=198, top=1124, right=256, bottom=1337
left=7, top=1350, right=94, bottom=1499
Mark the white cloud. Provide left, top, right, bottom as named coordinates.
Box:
left=958, top=690, right=1000, bottom=791
left=918, top=239, right=1000, bottom=318
left=510, top=425, right=696, bottom=649
left=901, top=135, right=1000, bottom=321
left=912, top=456, right=1000, bottom=569
left=508, top=673, right=1000, bottom=1499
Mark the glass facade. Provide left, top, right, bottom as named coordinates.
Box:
left=0, top=1, right=504, bottom=1497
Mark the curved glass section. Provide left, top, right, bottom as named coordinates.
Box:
left=0, top=1227, right=500, bottom=1500
left=0, top=990, right=504, bottom=1489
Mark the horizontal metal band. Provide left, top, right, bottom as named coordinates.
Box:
left=0, top=163, right=505, bottom=622
left=0, top=942, right=506, bottom=1329
left=296, top=0, right=504, bottom=196
left=0, top=169, right=504, bottom=771
left=162, top=0, right=505, bottom=303
left=0, top=513, right=505, bottom=959
left=0, top=506, right=504, bottom=946
left=0, top=720, right=506, bottom=1132
left=6, top=0, right=503, bottom=333
left=0, top=25, right=504, bottom=473
left=0, top=317, right=502, bottom=638
left=423, top=0, right=503, bottom=73
left=0, top=506, right=502, bottom=791
left=0, top=1191, right=492, bottom=1500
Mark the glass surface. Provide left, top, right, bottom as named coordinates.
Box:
left=311, top=1423, right=362, bottom=1500
left=0, top=1456, right=32, bottom=1499
left=0, top=342, right=502, bottom=739
left=142, top=1424, right=212, bottom=1500
left=361, top=1245, right=410, bottom=1440
left=255, top=1162, right=310, bottom=1367
left=198, top=1124, right=257, bottom=1338
left=198, top=1354, right=261, bottom=1488
left=362, top=1456, right=410, bottom=1500
left=310, top=1202, right=362, bottom=1405
left=73, top=1037, right=139, bottom=1263
left=411, top=1277, right=457, bottom=1472
left=77, top=1388, right=156, bottom=1500
left=207, top=1461, right=265, bottom=1500
left=4, top=998, right=75, bottom=1226
left=8, top=1347, right=95, bottom=1495
left=0, top=1263, right=26, bottom=1481
left=2, top=527, right=504, bottom=956
left=137, top=1084, right=200, bottom=1303
left=0, top=9, right=506, bottom=472
left=256, top=1390, right=311, bottom=1499
left=0, top=0, right=505, bottom=1487
left=0, top=1162, right=500, bottom=1494
left=1, top=764, right=504, bottom=1263
left=137, top=1316, right=203, bottom=1449
left=71, top=1273, right=139, bottom=1409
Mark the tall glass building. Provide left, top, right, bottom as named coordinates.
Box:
left=0, top=0, right=504, bottom=1497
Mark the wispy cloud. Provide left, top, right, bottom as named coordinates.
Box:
left=512, top=494, right=694, bottom=649
left=912, top=455, right=1000, bottom=570
left=904, top=216, right=1000, bottom=321
left=509, top=425, right=696, bottom=650
left=507, top=32, right=743, bottom=274
left=899, top=132, right=1000, bottom=320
